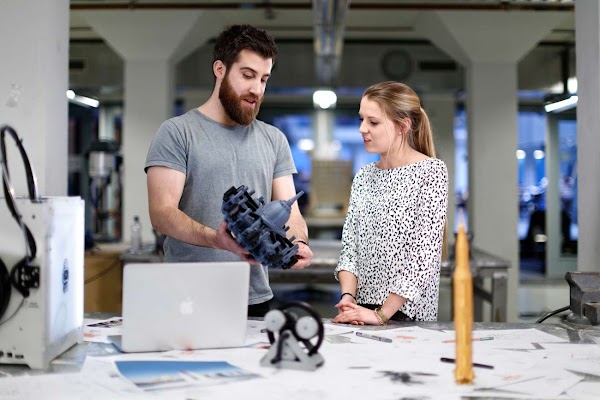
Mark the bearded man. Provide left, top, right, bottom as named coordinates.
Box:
left=145, top=25, right=313, bottom=317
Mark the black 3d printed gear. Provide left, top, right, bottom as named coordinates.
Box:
left=221, top=185, right=304, bottom=269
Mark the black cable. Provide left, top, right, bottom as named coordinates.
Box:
left=0, top=296, right=25, bottom=327
left=0, top=125, right=40, bottom=320
left=0, top=125, right=39, bottom=262
left=0, top=125, right=40, bottom=201
left=536, top=305, right=570, bottom=323
left=84, top=258, right=120, bottom=285
left=0, top=258, right=11, bottom=320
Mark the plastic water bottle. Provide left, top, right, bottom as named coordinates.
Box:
left=131, top=215, right=143, bottom=254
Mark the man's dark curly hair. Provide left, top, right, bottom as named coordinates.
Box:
left=213, top=24, right=278, bottom=69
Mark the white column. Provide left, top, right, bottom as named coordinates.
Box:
left=576, top=1, right=600, bottom=272
left=312, top=109, right=338, bottom=160
left=467, top=62, right=519, bottom=270
left=122, top=59, right=174, bottom=243
left=0, top=0, right=69, bottom=196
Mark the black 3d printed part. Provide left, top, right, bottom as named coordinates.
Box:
left=221, top=185, right=304, bottom=269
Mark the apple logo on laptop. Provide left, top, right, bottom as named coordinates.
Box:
left=179, top=298, right=194, bottom=315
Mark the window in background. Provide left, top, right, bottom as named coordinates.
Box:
left=518, top=110, right=549, bottom=274
left=454, top=108, right=468, bottom=233
left=558, top=118, right=577, bottom=255
left=454, top=108, right=553, bottom=274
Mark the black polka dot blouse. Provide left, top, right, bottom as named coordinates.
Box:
left=335, top=158, right=448, bottom=321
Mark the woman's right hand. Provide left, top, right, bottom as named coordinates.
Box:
left=332, top=303, right=380, bottom=326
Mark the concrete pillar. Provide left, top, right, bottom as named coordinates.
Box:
left=312, top=109, right=338, bottom=160
left=466, top=62, right=519, bottom=275
left=416, top=11, right=566, bottom=321
left=575, top=2, right=600, bottom=272
left=77, top=10, right=224, bottom=244
left=0, top=0, right=69, bottom=196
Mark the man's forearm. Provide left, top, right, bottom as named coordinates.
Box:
left=150, top=205, right=217, bottom=248
left=287, top=212, right=309, bottom=244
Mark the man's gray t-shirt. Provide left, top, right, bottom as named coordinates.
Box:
left=145, top=109, right=297, bottom=305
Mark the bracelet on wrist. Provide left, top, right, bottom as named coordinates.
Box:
left=295, top=239, right=309, bottom=246
left=373, top=310, right=385, bottom=325
left=374, top=306, right=389, bottom=325
left=340, top=292, right=356, bottom=301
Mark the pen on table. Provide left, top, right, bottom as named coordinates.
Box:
left=355, top=331, right=392, bottom=343
left=440, top=357, right=494, bottom=370
left=442, top=336, right=494, bottom=343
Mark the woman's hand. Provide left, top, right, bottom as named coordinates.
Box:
left=332, top=303, right=380, bottom=325
left=334, top=295, right=356, bottom=315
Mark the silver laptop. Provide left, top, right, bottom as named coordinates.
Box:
left=113, top=262, right=250, bottom=353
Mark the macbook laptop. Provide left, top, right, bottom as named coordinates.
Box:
left=111, top=262, right=250, bottom=353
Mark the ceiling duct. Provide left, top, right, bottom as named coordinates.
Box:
left=312, top=0, right=351, bottom=87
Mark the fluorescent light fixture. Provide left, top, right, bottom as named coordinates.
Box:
left=297, top=138, right=315, bottom=151
left=545, top=95, right=577, bottom=113
left=516, top=149, right=526, bottom=160
left=66, top=90, right=99, bottom=108
left=313, top=89, right=337, bottom=109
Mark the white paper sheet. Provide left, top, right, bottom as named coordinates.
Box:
left=536, top=342, right=600, bottom=376
left=0, top=372, right=147, bottom=400
left=83, top=317, right=123, bottom=343
left=565, top=381, right=600, bottom=400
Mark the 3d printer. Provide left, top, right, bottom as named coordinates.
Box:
left=0, top=125, right=84, bottom=369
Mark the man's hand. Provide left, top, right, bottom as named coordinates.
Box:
left=214, top=221, right=257, bottom=264
left=289, top=241, right=313, bottom=270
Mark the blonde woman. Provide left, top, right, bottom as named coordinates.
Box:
left=333, top=81, right=448, bottom=324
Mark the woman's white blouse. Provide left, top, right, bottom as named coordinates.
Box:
left=335, top=158, right=448, bottom=321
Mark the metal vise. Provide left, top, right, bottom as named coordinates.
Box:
left=565, top=272, right=600, bottom=326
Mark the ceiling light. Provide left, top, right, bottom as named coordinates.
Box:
left=544, top=95, right=577, bottom=113
left=313, top=89, right=337, bottom=109
left=297, top=139, right=315, bottom=151
left=67, top=90, right=99, bottom=108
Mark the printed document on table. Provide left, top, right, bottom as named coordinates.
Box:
left=84, top=317, right=123, bottom=343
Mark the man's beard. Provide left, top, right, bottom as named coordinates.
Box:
left=219, top=75, right=262, bottom=126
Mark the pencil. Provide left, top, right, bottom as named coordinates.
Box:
left=355, top=331, right=392, bottom=343
left=440, top=357, right=494, bottom=370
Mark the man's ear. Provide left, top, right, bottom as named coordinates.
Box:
left=213, top=60, right=226, bottom=79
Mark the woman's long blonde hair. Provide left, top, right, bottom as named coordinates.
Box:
left=363, top=81, right=436, bottom=158
left=363, top=81, right=448, bottom=260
